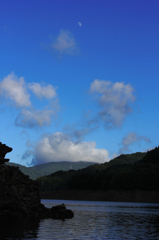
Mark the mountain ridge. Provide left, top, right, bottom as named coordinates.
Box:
left=6, top=161, right=97, bottom=180
left=37, top=148, right=159, bottom=195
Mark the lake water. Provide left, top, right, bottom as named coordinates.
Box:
left=2, top=199, right=159, bottom=239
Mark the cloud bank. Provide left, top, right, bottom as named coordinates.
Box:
left=90, top=79, right=136, bottom=128
left=1, top=73, right=149, bottom=165
left=30, top=132, right=109, bottom=165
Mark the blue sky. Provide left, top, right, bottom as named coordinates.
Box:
left=0, top=0, right=159, bottom=166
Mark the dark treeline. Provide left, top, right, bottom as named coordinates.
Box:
left=36, top=147, right=159, bottom=192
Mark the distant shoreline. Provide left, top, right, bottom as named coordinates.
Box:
left=40, top=189, right=159, bottom=203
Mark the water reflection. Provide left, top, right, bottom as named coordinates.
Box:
left=0, top=217, right=39, bottom=239
left=1, top=200, right=159, bottom=239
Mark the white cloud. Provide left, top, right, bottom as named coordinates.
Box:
left=32, top=132, right=109, bottom=164
left=52, top=30, right=77, bottom=55
left=0, top=72, right=31, bottom=107
left=28, top=82, right=57, bottom=99
left=119, top=132, right=151, bottom=154
left=90, top=79, right=136, bottom=128
left=0, top=72, right=60, bottom=129
left=15, top=108, right=56, bottom=128
left=78, top=22, right=82, bottom=27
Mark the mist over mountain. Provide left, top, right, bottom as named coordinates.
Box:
left=6, top=161, right=96, bottom=180
left=37, top=148, right=159, bottom=194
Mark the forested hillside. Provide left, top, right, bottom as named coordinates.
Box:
left=6, top=161, right=96, bottom=180
left=37, top=150, right=157, bottom=192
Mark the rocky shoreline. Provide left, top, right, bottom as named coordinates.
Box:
left=40, top=189, right=159, bottom=203
left=0, top=142, right=74, bottom=220
left=1, top=141, right=158, bottom=222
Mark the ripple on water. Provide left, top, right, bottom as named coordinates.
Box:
left=2, top=200, right=159, bottom=239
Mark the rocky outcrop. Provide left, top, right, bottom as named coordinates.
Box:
left=0, top=142, right=74, bottom=220
left=0, top=142, right=12, bottom=164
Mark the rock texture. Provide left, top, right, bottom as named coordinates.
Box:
left=0, top=142, right=74, bottom=220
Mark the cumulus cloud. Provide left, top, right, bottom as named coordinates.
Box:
left=15, top=108, right=56, bottom=128
left=30, top=132, right=109, bottom=165
left=52, top=30, right=77, bottom=55
left=64, top=80, right=136, bottom=141
left=0, top=72, right=31, bottom=107
left=90, top=79, right=136, bottom=128
left=28, top=82, right=57, bottom=99
left=78, top=22, right=82, bottom=27
left=119, top=132, right=151, bottom=154
left=0, top=72, right=59, bottom=129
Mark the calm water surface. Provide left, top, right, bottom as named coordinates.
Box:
left=2, top=199, right=159, bottom=239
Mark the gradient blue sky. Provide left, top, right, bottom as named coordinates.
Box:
left=0, top=0, right=159, bottom=166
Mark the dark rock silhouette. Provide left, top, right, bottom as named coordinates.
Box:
left=0, top=142, right=74, bottom=219
left=0, top=142, right=12, bottom=164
